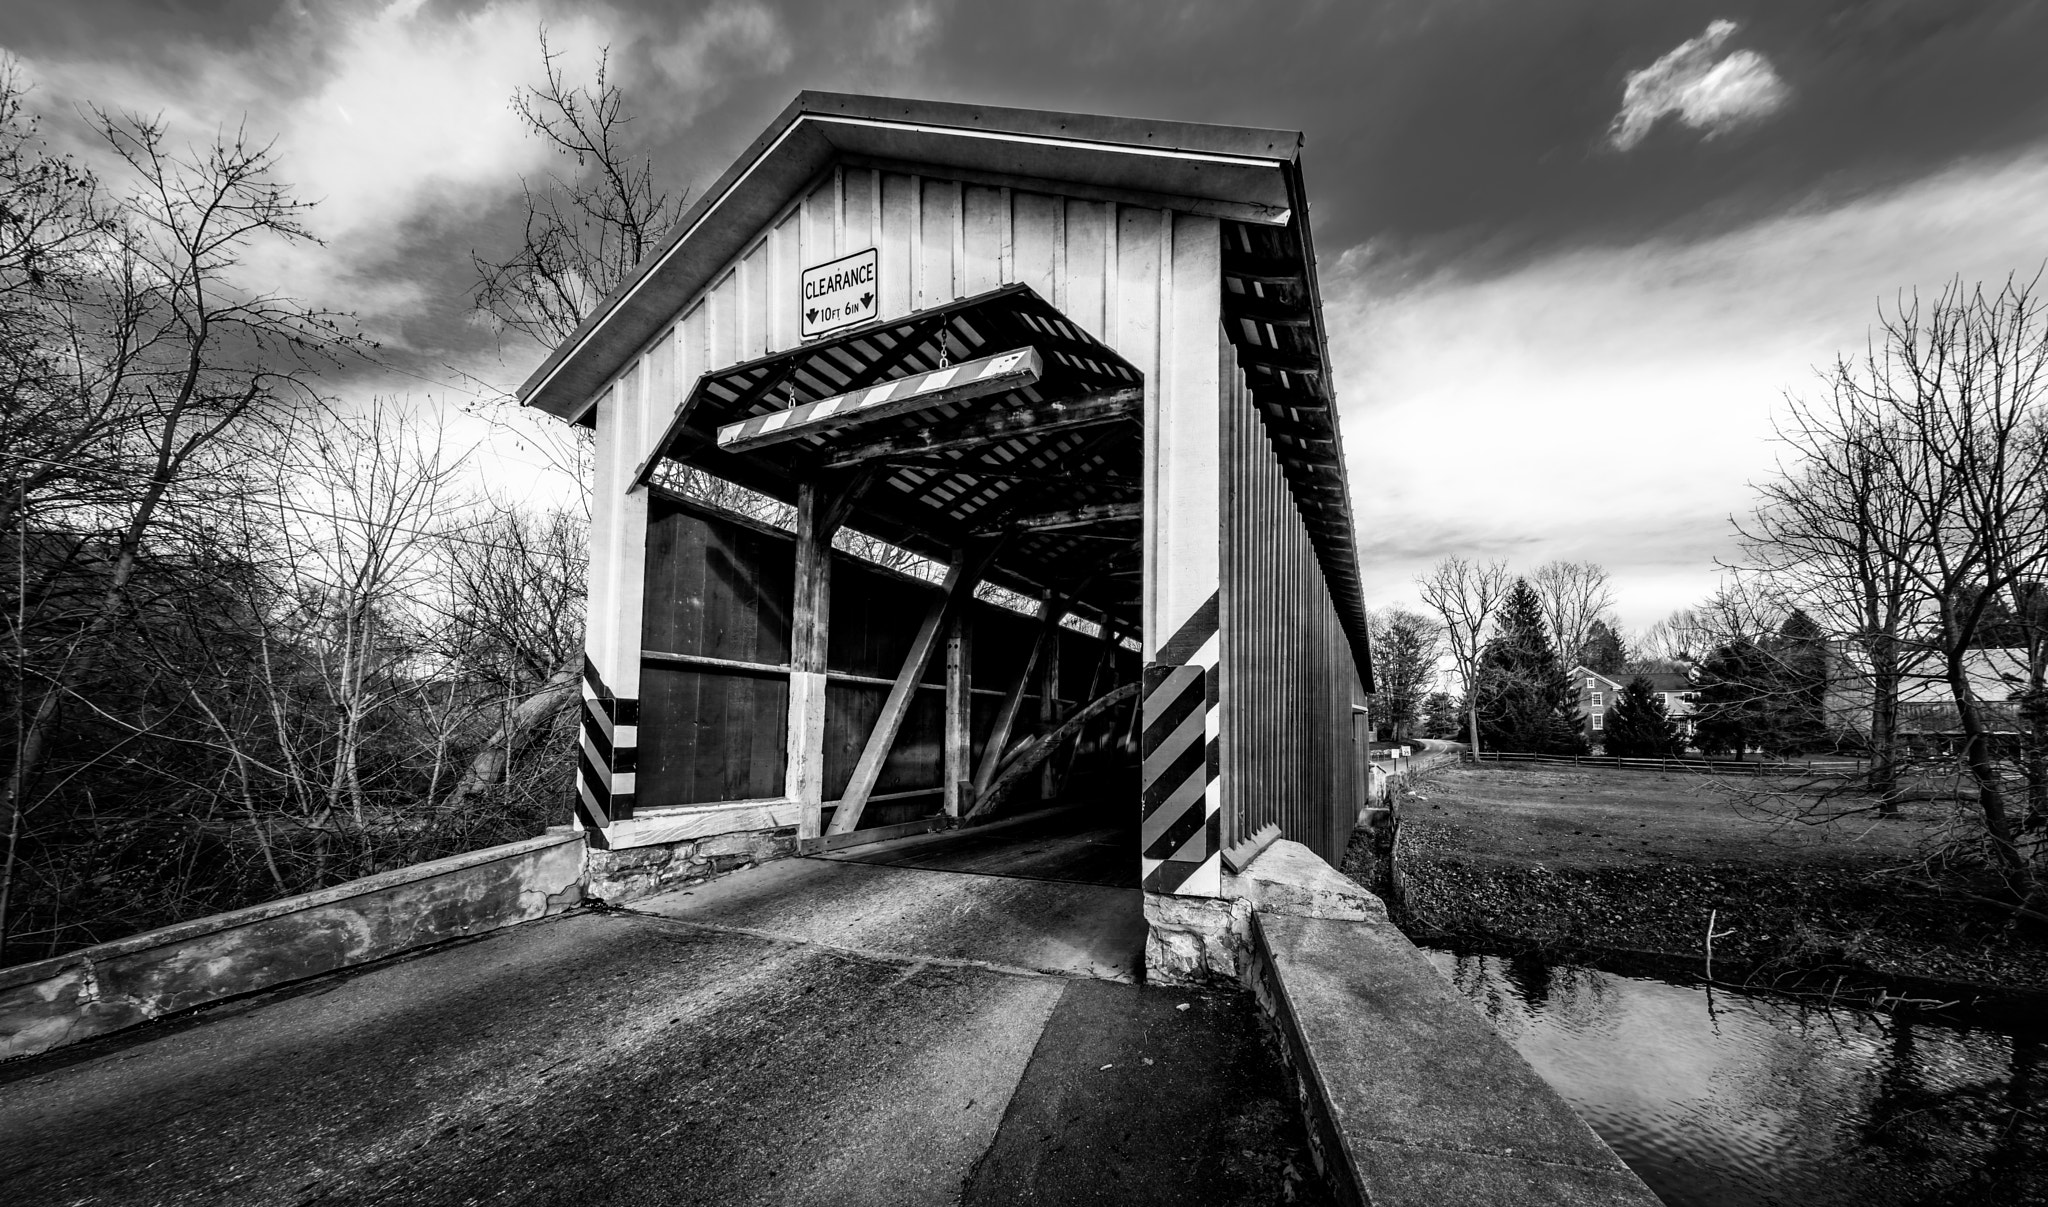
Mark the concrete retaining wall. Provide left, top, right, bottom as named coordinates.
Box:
left=1179, top=838, right=1663, bottom=1206
left=0, top=833, right=585, bottom=1061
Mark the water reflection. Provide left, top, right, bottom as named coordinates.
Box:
left=1422, top=948, right=2046, bottom=1207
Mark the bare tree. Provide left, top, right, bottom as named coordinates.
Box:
left=1829, top=276, right=2048, bottom=874
left=1416, top=557, right=1509, bottom=759
left=438, top=504, right=587, bottom=809
left=0, top=105, right=356, bottom=958
left=1369, top=606, right=1446, bottom=742
left=1631, top=608, right=1703, bottom=666
left=1738, top=369, right=1937, bottom=806
left=472, top=29, right=686, bottom=350
left=263, top=402, right=467, bottom=849
left=1529, top=560, right=1615, bottom=671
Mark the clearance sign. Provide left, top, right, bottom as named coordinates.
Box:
left=801, top=247, right=878, bottom=338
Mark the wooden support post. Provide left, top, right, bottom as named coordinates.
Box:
left=785, top=474, right=869, bottom=840
left=972, top=595, right=1065, bottom=803
left=829, top=546, right=994, bottom=836
left=1038, top=623, right=1063, bottom=802
left=1054, top=619, right=1121, bottom=791
left=944, top=609, right=974, bottom=818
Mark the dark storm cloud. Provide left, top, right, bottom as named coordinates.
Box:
left=6, top=0, right=2047, bottom=622
left=589, top=0, right=2048, bottom=278
left=14, top=0, right=2046, bottom=313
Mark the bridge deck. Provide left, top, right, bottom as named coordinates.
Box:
left=818, top=802, right=1136, bottom=888
left=2, top=855, right=1322, bottom=1206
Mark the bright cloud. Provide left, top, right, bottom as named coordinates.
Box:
left=1329, top=147, right=2048, bottom=627
left=281, top=2, right=609, bottom=241
left=1608, top=20, right=1789, bottom=151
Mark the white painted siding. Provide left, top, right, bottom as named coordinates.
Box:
left=595, top=169, right=1228, bottom=476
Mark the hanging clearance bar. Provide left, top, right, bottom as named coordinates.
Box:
left=714, top=346, right=1043, bottom=454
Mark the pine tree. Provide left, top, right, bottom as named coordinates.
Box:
left=1768, top=608, right=1830, bottom=755
left=1420, top=691, right=1460, bottom=739
left=1476, top=578, right=1586, bottom=754
left=1603, top=676, right=1681, bottom=757
left=1693, top=638, right=1771, bottom=758
left=1577, top=619, right=1629, bottom=676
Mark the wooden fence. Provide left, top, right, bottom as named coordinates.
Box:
left=1464, top=751, right=1861, bottom=777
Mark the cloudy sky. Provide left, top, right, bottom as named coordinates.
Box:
left=7, top=0, right=2048, bottom=630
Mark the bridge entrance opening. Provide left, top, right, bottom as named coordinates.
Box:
left=617, top=286, right=1149, bottom=887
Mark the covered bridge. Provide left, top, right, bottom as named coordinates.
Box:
left=517, top=93, right=1373, bottom=938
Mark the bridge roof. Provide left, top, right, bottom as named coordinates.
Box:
left=517, top=92, right=1369, bottom=686
left=517, top=92, right=1304, bottom=419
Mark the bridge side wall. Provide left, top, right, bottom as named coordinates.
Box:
left=626, top=494, right=1131, bottom=827
left=0, top=834, right=585, bottom=1061
left=1219, top=338, right=1366, bottom=867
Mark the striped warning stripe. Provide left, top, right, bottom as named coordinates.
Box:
left=714, top=347, right=1042, bottom=452
left=1140, top=592, right=1221, bottom=896
left=577, top=659, right=638, bottom=849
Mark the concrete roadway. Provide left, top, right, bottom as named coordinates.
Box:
left=1, top=814, right=1326, bottom=1207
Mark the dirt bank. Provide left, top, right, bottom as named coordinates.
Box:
left=1345, top=763, right=2048, bottom=1005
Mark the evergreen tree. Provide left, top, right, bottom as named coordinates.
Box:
left=1603, top=676, right=1681, bottom=757
left=1420, top=691, right=1460, bottom=739
left=1767, top=608, right=1829, bottom=754
left=1693, top=638, right=1771, bottom=758
left=1476, top=578, right=1586, bottom=753
left=1577, top=619, right=1629, bottom=676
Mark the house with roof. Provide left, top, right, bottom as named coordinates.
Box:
left=1570, top=665, right=1697, bottom=747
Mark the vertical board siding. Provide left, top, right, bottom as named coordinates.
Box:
left=919, top=178, right=960, bottom=308
left=1219, top=335, right=1362, bottom=866
left=607, top=167, right=1210, bottom=470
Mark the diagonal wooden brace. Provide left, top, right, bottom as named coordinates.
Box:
left=827, top=542, right=1002, bottom=836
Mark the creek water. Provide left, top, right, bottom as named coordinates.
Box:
left=1421, top=947, right=2046, bottom=1206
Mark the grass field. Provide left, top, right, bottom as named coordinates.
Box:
left=1363, top=763, right=2048, bottom=998
left=1405, top=764, right=1946, bottom=869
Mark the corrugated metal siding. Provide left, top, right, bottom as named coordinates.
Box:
left=1219, top=334, right=1363, bottom=865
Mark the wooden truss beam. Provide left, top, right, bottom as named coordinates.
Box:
left=821, top=387, right=1140, bottom=468
left=979, top=499, right=1142, bottom=535
left=970, top=594, right=1067, bottom=805
left=718, top=347, right=1043, bottom=454
left=630, top=314, right=952, bottom=488
left=827, top=543, right=1000, bottom=836
left=880, top=458, right=1138, bottom=489
left=965, top=682, right=1140, bottom=821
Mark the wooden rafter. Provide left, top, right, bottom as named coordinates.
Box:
left=1224, top=292, right=1314, bottom=326
left=981, top=500, right=1141, bottom=535
left=820, top=386, right=1139, bottom=468
left=718, top=347, right=1043, bottom=454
